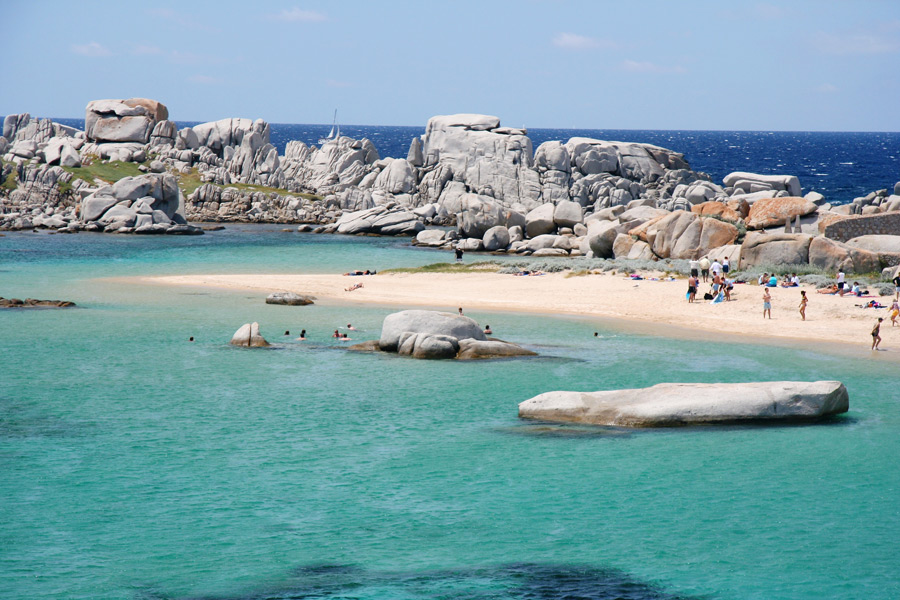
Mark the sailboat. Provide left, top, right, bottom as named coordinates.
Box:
left=318, top=110, right=340, bottom=145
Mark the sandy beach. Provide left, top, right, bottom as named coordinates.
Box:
left=131, top=269, right=900, bottom=357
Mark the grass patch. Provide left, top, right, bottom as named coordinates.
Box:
left=381, top=262, right=503, bottom=274
left=178, top=168, right=205, bottom=197
left=63, top=159, right=145, bottom=185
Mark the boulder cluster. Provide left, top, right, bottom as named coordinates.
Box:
left=351, top=310, right=536, bottom=360
left=3, top=99, right=900, bottom=273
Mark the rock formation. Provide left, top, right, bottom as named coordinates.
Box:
left=349, top=309, right=536, bottom=360
left=229, top=322, right=270, bottom=347
left=519, top=381, right=849, bottom=427
left=4, top=97, right=900, bottom=274
left=265, top=292, right=315, bottom=305
left=0, top=297, right=76, bottom=308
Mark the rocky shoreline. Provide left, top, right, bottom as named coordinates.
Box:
left=3, top=98, right=900, bottom=276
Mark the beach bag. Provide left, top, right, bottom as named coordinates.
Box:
left=703, top=292, right=713, bottom=300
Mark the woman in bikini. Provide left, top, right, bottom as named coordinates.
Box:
left=799, top=290, right=808, bottom=321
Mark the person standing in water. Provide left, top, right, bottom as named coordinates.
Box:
left=872, top=317, right=883, bottom=350
left=799, top=290, right=808, bottom=321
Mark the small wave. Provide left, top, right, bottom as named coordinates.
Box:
left=840, top=162, right=855, bottom=165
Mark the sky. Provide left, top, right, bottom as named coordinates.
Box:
left=2, top=0, right=899, bottom=131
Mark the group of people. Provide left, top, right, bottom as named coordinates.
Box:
left=687, top=257, right=734, bottom=303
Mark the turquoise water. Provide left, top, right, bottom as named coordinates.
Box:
left=2, top=228, right=899, bottom=600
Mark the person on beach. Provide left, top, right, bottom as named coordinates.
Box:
left=722, top=257, right=730, bottom=274
left=699, top=257, right=710, bottom=282
left=799, top=290, right=808, bottom=321
left=711, top=260, right=722, bottom=278
left=872, top=318, right=883, bottom=350
left=763, top=288, right=772, bottom=319
left=724, top=277, right=735, bottom=301
left=893, top=273, right=900, bottom=300
left=689, top=259, right=699, bottom=279
left=768, top=274, right=778, bottom=287
left=890, top=300, right=899, bottom=327
left=837, top=269, right=846, bottom=296
left=687, top=274, right=698, bottom=303
left=345, top=282, right=364, bottom=291
left=818, top=284, right=839, bottom=294
left=758, top=272, right=769, bottom=286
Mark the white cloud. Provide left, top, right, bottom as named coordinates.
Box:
left=273, top=7, right=327, bottom=22
left=812, top=31, right=900, bottom=55
left=552, top=32, right=615, bottom=50
left=188, top=74, right=223, bottom=85
left=71, top=42, right=111, bottom=57
left=621, top=59, right=686, bottom=74
left=815, top=83, right=838, bottom=93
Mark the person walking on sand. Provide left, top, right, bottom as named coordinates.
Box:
left=763, top=288, right=772, bottom=319
left=699, top=256, right=710, bottom=283
left=799, top=290, right=808, bottom=321
left=893, top=272, right=900, bottom=301
left=837, top=269, right=846, bottom=296
left=872, top=317, right=883, bottom=350
left=891, top=300, right=899, bottom=327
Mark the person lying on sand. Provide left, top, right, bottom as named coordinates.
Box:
left=345, top=283, right=364, bottom=292
left=513, top=270, right=544, bottom=276
left=818, top=284, right=839, bottom=294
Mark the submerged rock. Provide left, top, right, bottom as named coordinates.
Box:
left=265, top=292, right=315, bottom=305
left=0, top=297, right=76, bottom=308
left=519, top=381, right=849, bottom=427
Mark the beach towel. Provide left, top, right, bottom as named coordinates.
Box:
left=711, top=292, right=725, bottom=304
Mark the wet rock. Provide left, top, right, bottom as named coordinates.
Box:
left=265, top=292, right=315, bottom=305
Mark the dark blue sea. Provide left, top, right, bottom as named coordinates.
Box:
left=51, top=118, right=900, bottom=205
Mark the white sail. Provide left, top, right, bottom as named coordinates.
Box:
left=319, top=110, right=339, bottom=145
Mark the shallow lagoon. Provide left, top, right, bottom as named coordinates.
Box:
left=2, top=228, right=898, bottom=599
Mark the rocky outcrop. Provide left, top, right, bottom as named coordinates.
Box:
left=740, top=232, right=813, bottom=267
left=229, top=322, right=270, bottom=347
left=518, top=381, right=849, bottom=427
left=78, top=173, right=199, bottom=234
left=85, top=98, right=167, bottom=144
left=0, top=297, right=76, bottom=308
left=367, top=310, right=535, bottom=360
left=335, top=204, right=424, bottom=236
left=265, top=292, right=315, bottom=305
left=746, top=197, right=818, bottom=230
left=723, top=172, right=801, bottom=197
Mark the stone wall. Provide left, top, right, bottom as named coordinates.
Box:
left=823, top=212, right=900, bottom=242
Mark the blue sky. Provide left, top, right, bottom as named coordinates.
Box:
left=2, top=0, right=899, bottom=131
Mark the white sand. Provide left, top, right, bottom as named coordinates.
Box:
left=131, top=270, right=900, bottom=358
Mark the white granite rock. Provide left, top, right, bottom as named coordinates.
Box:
left=519, top=381, right=849, bottom=427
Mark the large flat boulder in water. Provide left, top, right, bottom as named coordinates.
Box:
left=380, top=310, right=485, bottom=352
left=519, top=381, right=849, bottom=427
